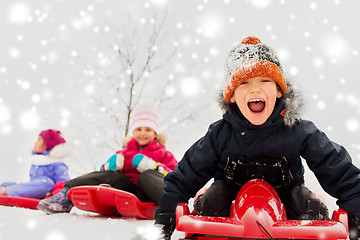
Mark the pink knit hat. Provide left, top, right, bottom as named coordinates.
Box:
left=130, top=106, right=160, bottom=134
left=39, top=129, right=66, bottom=151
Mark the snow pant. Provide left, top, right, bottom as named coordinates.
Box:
left=65, top=169, right=165, bottom=204
left=136, top=169, right=166, bottom=205
left=1, top=177, right=55, bottom=199
left=193, top=180, right=329, bottom=220
left=65, top=170, right=136, bottom=194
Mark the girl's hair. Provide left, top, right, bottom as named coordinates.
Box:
left=123, top=133, right=167, bottom=147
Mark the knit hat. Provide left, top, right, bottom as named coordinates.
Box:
left=130, top=106, right=160, bottom=134
left=223, top=36, right=287, bottom=103
left=39, top=129, right=66, bottom=151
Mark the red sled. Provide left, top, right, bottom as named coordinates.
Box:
left=176, top=179, right=349, bottom=240
left=0, top=181, right=65, bottom=210
left=0, top=196, right=40, bottom=210
left=67, top=185, right=157, bottom=219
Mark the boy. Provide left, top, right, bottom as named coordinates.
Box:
left=155, top=36, right=360, bottom=240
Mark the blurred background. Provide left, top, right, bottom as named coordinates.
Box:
left=0, top=0, right=359, bottom=213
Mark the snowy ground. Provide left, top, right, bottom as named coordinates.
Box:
left=0, top=205, right=184, bottom=240
left=0, top=169, right=340, bottom=240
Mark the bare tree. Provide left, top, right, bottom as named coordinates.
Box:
left=103, top=13, right=177, bottom=136
left=73, top=11, right=207, bottom=171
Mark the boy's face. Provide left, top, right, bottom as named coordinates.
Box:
left=133, top=127, right=156, bottom=146
left=230, top=77, right=282, bottom=125
left=34, top=136, right=47, bottom=153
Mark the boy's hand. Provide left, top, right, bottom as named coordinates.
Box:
left=154, top=212, right=175, bottom=240
left=100, top=153, right=124, bottom=171
left=349, top=214, right=360, bottom=240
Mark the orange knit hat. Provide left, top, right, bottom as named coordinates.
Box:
left=223, top=36, right=287, bottom=103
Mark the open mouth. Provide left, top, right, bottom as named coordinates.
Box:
left=248, top=99, right=265, bottom=113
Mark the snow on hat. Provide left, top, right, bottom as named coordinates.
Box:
left=39, top=129, right=66, bottom=151
left=130, top=106, right=160, bottom=134
left=223, top=36, right=287, bottom=103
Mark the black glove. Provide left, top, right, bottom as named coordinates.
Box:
left=154, top=212, right=175, bottom=240
left=349, top=213, right=360, bottom=240
left=299, top=197, right=328, bottom=220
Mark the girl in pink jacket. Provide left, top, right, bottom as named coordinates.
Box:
left=37, top=106, right=177, bottom=214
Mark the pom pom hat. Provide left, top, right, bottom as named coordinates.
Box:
left=130, top=106, right=160, bottom=134
left=39, top=129, right=66, bottom=151
left=223, top=36, right=287, bottom=103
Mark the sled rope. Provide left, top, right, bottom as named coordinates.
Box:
left=256, top=221, right=274, bottom=239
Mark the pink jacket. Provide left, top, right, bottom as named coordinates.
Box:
left=117, top=138, right=177, bottom=184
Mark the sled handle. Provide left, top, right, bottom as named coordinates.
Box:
left=176, top=203, right=190, bottom=226
left=97, top=184, right=112, bottom=190
left=332, top=209, right=349, bottom=233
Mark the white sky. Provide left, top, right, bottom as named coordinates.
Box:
left=0, top=1, right=360, bottom=235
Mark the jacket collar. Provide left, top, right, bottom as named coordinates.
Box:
left=126, top=138, right=160, bottom=150
left=32, top=143, right=71, bottom=158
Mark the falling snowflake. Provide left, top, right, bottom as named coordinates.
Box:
left=31, top=94, right=41, bottom=103
left=84, top=84, right=95, bottom=94
left=180, top=77, right=201, bottom=97
left=165, top=86, right=176, bottom=97
left=19, top=109, right=41, bottom=131
left=346, top=119, right=359, bottom=132
left=60, top=119, right=69, bottom=127
left=289, top=66, right=299, bottom=76
left=249, top=0, right=272, bottom=8
left=0, top=104, right=11, bottom=124
left=60, top=108, right=72, bottom=119
left=8, top=2, right=31, bottom=24
left=134, top=224, right=162, bottom=240
left=8, top=47, right=21, bottom=59
left=44, top=231, right=66, bottom=240
left=17, top=80, right=30, bottom=90
left=309, top=2, right=317, bottom=10
left=277, top=48, right=291, bottom=62
left=321, top=34, right=350, bottom=62
left=312, top=57, right=324, bottom=68
left=198, top=13, right=223, bottom=38
left=1, top=124, right=12, bottom=135
left=71, top=13, right=94, bottom=29
left=27, top=219, right=37, bottom=229
left=316, top=100, right=326, bottom=110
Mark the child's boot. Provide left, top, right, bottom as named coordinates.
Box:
left=37, top=186, right=73, bottom=214
left=132, top=154, right=172, bottom=176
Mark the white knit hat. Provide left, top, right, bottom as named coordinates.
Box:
left=130, top=106, right=160, bottom=134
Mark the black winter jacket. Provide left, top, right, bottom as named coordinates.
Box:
left=157, top=87, right=360, bottom=217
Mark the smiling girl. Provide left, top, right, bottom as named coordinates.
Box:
left=37, top=106, right=177, bottom=214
